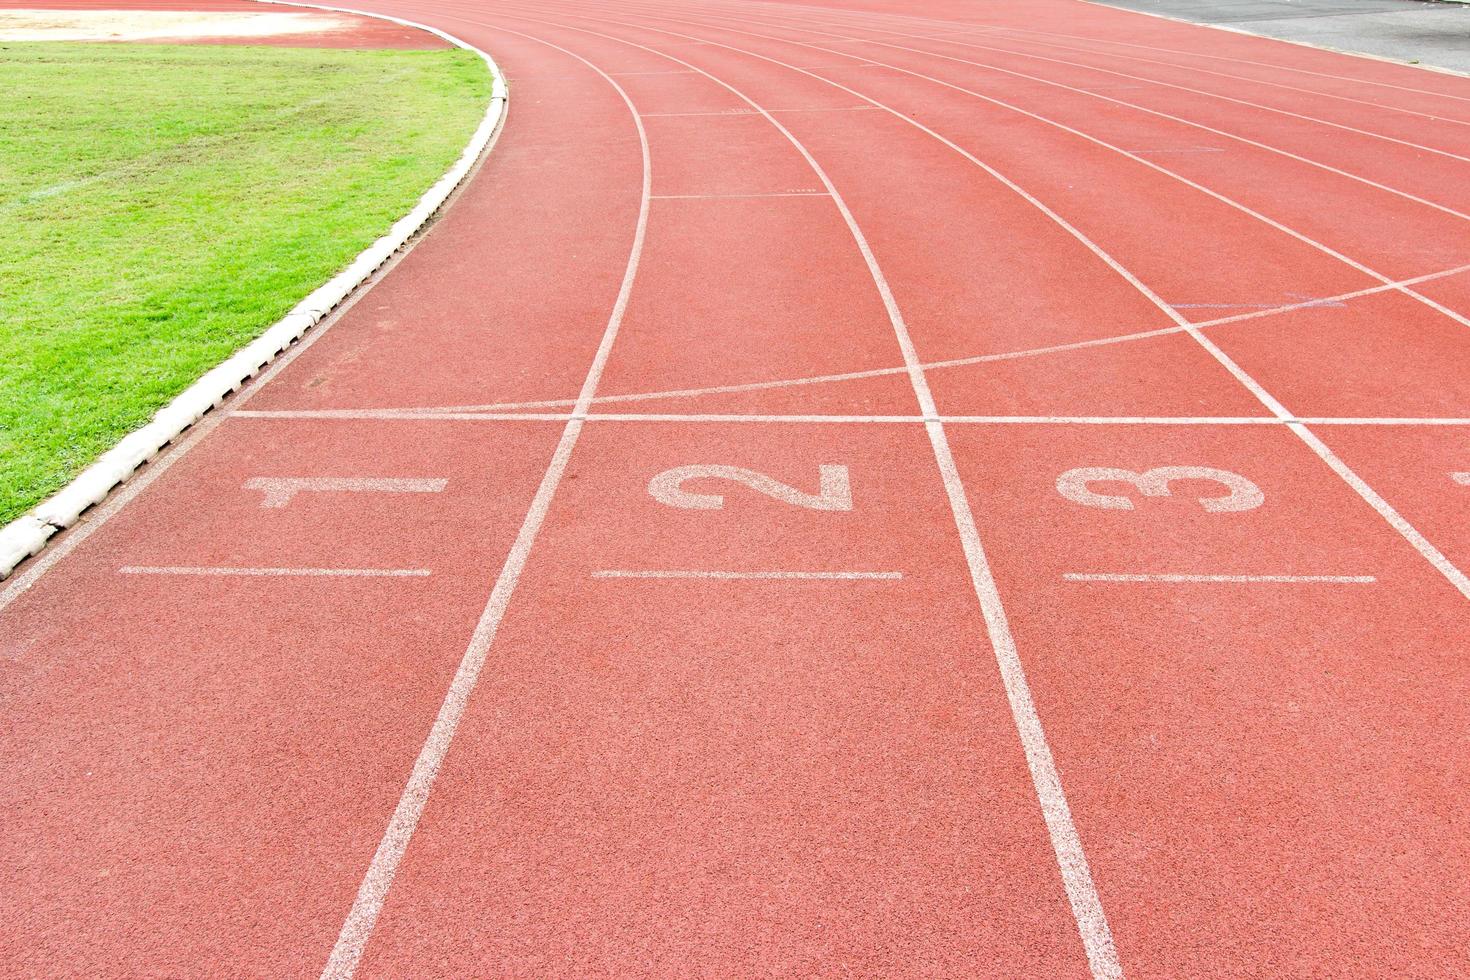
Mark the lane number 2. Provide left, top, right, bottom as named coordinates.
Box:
left=648, top=464, right=852, bottom=511
left=1056, top=466, right=1263, bottom=512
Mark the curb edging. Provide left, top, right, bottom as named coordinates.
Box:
left=0, top=2, right=507, bottom=578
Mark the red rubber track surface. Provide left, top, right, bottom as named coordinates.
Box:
left=4, top=0, right=1470, bottom=976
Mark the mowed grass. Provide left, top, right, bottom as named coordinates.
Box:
left=0, top=42, right=490, bottom=524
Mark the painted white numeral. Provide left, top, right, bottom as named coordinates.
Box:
left=1452, top=472, right=1470, bottom=487
left=648, top=464, right=851, bottom=511
left=244, top=476, right=447, bottom=509
left=1056, top=466, right=1263, bottom=513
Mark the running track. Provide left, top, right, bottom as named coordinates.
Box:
left=4, top=0, right=1470, bottom=975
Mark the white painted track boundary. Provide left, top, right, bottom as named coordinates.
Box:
left=0, top=1, right=509, bottom=579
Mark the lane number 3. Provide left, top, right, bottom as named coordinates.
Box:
left=1056, top=465, right=1264, bottom=512
left=649, top=464, right=852, bottom=511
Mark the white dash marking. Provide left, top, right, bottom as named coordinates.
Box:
left=318, top=27, right=652, bottom=980
left=1064, top=573, right=1376, bottom=583
left=243, top=476, right=447, bottom=509
left=592, top=569, right=902, bottom=580
left=650, top=190, right=829, bottom=199
left=641, top=109, right=757, bottom=116
left=118, top=566, right=430, bottom=577
left=1125, top=147, right=1225, bottom=154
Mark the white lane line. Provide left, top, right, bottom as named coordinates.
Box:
left=739, top=4, right=1470, bottom=108
left=872, top=28, right=1470, bottom=166
left=592, top=569, right=903, bottom=579
left=601, top=11, right=1470, bottom=602
left=991, top=24, right=1470, bottom=107
left=1303, top=418, right=1470, bottom=426
left=500, top=15, right=1123, bottom=977
left=319, top=27, right=652, bottom=980
left=1064, top=572, right=1376, bottom=583
left=767, top=103, right=879, bottom=112
left=641, top=108, right=757, bottom=115
left=650, top=190, right=829, bottom=198
left=680, top=8, right=1470, bottom=221
left=119, top=566, right=431, bottom=577
left=973, top=28, right=1470, bottom=131
left=1172, top=300, right=1341, bottom=310
left=242, top=476, right=447, bottom=508
left=1125, top=147, right=1226, bottom=154
left=400, top=257, right=1470, bottom=415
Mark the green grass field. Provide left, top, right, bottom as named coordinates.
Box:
left=0, top=42, right=491, bottom=524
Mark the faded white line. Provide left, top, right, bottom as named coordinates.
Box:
left=641, top=108, right=757, bottom=116
left=881, top=29, right=1470, bottom=166
left=406, top=260, right=1470, bottom=415
left=992, top=23, right=1470, bottom=107
left=119, top=565, right=430, bottom=577
left=1064, top=572, right=1376, bottom=583
left=243, top=476, right=447, bottom=508
left=592, top=569, right=903, bottom=579
left=766, top=103, right=879, bottom=112
left=980, top=25, right=1470, bottom=127
left=651, top=190, right=829, bottom=198
left=319, top=25, right=652, bottom=980
left=1125, top=147, right=1226, bottom=154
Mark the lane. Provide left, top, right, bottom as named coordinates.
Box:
left=389, top=3, right=1470, bottom=975
left=353, top=418, right=1094, bottom=977
left=668, top=0, right=1470, bottom=125
left=945, top=419, right=1470, bottom=977
left=0, top=416, right=562, bottom=976
left=327, top=11, right=1117, bottom=975
left=0, top=18, right=646, bottom=977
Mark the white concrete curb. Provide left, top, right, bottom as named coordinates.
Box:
left=0, top=2, right=507, bottom=578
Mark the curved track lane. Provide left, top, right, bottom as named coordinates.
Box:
left=3, top=0, right=1470, bottom=976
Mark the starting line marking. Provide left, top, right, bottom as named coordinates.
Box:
left=640, top=109, right=758, bottom=117
left=230, top=410, right=1470, bottom=426
left=592, top=569, right=902, bottom=579
left=1064, top=573, right=1376, bottom=583
left=243, top=476, right=447, bottom=508
left=118, top=566, right=431, bottom=578
left=650, top=190, right=830, bottom=199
